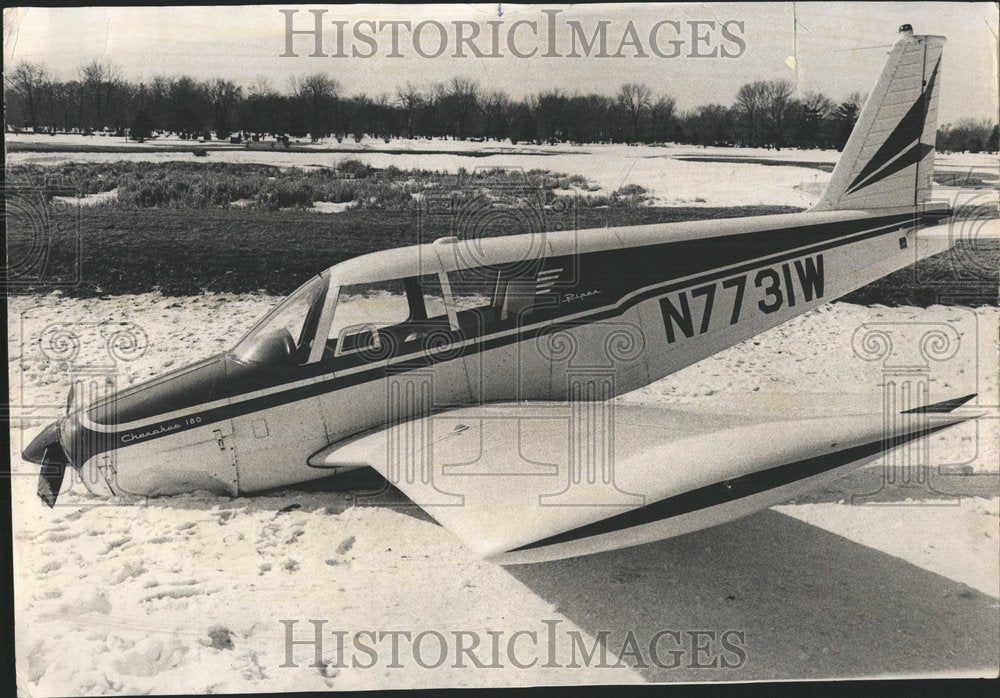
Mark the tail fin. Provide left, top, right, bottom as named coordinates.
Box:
left=812, top=26, right=945, bottom=212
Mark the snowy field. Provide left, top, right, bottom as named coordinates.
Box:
left=7, top=138, right=999, bottom=691
left=9, top=292, right=999, bottom=692
left=8, top=133, right=998, bottom=210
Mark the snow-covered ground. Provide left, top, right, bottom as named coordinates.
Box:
left=7, top=136, right=999, bottom=690
left=7, top=131, right=997, bottom=166
left=8, top=293, right=999, bottom=692
left=9, top=134, right=997, bottom=210
left=50, top=189, right=119, bottom=207
left=306, top=200, right=358, bottom=214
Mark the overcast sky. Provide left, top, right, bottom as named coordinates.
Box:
left=4, top=3, right=998, bottom=123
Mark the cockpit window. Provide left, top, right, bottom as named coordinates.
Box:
left=327, top=279, right=410, bottom=353
left=232, top=273, right=328, bottom=365
left=323, top=275, right=454, bottom=358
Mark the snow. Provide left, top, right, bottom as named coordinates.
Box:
left=306, top=201, right=358, bottom=214
left=50, top=189, right=119, bottom=207
left=773, top=497, right=999, bottom=597
left=9, top=135, right=997, bottom=210
left=6, top=138, right=999, bottom=689
left=6, top=131, right=995, bottom=165
left=8, top=292, right=999, bottom=692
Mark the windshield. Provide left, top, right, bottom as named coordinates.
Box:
left=232, top=273, right=329, bottom=365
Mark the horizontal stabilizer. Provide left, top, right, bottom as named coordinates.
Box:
left=902, top=393, right=977, bottom=413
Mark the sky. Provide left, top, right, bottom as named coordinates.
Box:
left=4, top=3, right=998, bottom=123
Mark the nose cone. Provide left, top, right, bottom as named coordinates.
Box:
left=28, top=354, right=236, bottom=507
left=23, top=420, right=62, bottom=465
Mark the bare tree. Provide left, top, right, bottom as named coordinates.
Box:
left=168, top=76, right=209, bottom=136
left=762, top=79, right=795, bottom=149
left=443, top=77, right=480, bottom=139
left=687, top=104, right=733, bottom=146
left=248, top=75, right=275, bottom=97
left=649, top=94, right=677, bottom=142
left=6, top=62, right=49, bottom=131
left=617, top=82, right=652, bottom=141
left=48, top=79, right=78, bottom=133
left=290, top=73, right=340, bottom=102
left=371, top=92, right=394, bottom=140
left=79, top=60, right=121, bottom=131
left=801, top=91, right=834, bottom=119
left=535, top=89, right=567, bottom=143
left=396, top=82, right=424, bottom=138
left=938, top=117, right=996, bottom=153
left=798, top=91, right=834, bottom=148
left=567, top=94, right=613, bottom=143
left=208, top=79, right=242, bottom=138
left=479, top=89, right=510, bottom=141
left=291, top=73, right=340, bottom=141
left=735, top=80, right=768, bottom=147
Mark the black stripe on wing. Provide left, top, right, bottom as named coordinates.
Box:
left=508, top=422, right=954, bottom=553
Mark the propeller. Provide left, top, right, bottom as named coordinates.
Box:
left=29, top=379, right=76, bottom=507
left=37, top=443, right=69, bottom=508
left=65, top=380, right=76, bottom=415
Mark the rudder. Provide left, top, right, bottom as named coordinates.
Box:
left=812, top=26, right=945, bottom=212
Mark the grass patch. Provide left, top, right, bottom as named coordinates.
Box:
left=11, top=199, right=992, bottom=306
left=6, top=204, right=800, bottom=296
left=8, top=161, right=618, bottom=213
left=7, top=161, right=994, bottom=306
left=842, top=241, right=999, bottom=306
left=933, top=171, right=999, bottom=189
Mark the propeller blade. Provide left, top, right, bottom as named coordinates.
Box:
left=37, top=444, right=68, bottom=508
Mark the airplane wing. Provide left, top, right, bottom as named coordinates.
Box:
left=311, top=394, right=980, bottom=563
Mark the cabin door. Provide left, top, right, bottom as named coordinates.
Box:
left=317, top=273, right=475, bottom=448
left=436, top=240, right=554, bottom=404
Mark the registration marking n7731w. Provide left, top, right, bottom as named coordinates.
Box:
left=659, top=253, right=825, bottom=344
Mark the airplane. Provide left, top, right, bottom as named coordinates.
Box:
left=23, top=26, right=981, bottom=563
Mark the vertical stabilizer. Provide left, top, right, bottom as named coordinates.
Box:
left=812, top=26, right=945, bottom=212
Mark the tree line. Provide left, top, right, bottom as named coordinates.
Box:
left=6, top=60, right=998, bottom=153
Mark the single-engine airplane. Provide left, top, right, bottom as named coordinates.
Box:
left=24, top=27, right=981, bottom=563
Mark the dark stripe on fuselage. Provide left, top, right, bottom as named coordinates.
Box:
left=94, top=212, right=918, bottom=450
left=508, top=422, right=955, bottom=553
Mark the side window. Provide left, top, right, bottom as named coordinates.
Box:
left=447, top=262, right=541, bottom=332
left=415, top=274, right=449, bottom=322
left=327, top=275, right=453, bottom=357
left=398, top=274, right=452, bottom=343
left=446, top=266, right=499, bottom=314
left=328, top=279, right=410, bottom=355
